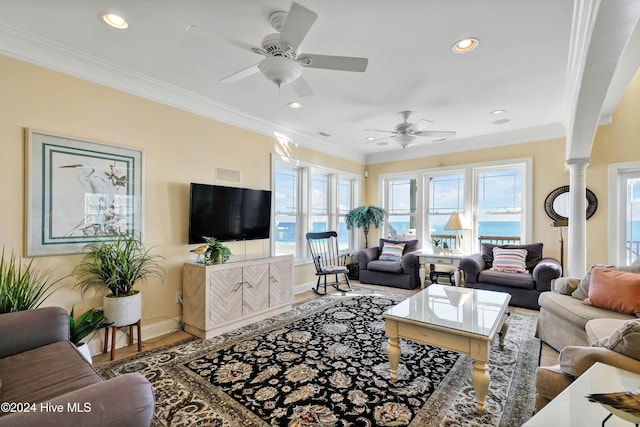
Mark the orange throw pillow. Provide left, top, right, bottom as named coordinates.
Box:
left=583, top=267, right=640, bottom=316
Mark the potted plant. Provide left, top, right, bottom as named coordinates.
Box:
left=201, top=236, right=231, bottom=264
left=74, top=235, right=164, bottom=327
left=69, top=305, right=112, bottom=363
left=0, top=248, right=63, bottom=314
left=345, top=205, right=388, bottom=249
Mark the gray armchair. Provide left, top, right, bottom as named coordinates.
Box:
left=0, top=307, right=155, bottom=427
left=459, top=243, right=562, bottom=309
left=356, top=239, right=421, bottom=290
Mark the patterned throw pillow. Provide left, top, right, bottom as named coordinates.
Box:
left=490, top=248, right=528, bottom=273
left=379, top=242, right=406, bottom=262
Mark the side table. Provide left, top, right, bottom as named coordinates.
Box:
left=103, top=319, right=142, bottom=360
left=415, top=251, right=465, bottom=286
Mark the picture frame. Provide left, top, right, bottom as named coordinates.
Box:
left=26, top=129, right=144, bottom=256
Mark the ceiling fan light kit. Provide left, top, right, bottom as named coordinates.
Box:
left=258, top=57, right=302, bottom=87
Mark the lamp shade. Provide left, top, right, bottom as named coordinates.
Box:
left=444, top=213, right=471, bottom=231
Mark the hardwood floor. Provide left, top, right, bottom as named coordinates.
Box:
left=93, top=282, right=559, bottom=368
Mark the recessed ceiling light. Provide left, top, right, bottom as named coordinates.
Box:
left=101, top=12, right=129, bottom=29
left=452, top=37, right=478, bottom=53
left=366, top=136, right=376, bottom=141
left=376, top=141, right=389, bottom=146
left=490, top=109, right=506, bottom=116
left=287, top=102, right=302, bottom=109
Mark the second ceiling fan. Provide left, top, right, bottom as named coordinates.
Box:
left=187, top=2, right=368, bottom=97
left=366, top=111, right=456, bottom=148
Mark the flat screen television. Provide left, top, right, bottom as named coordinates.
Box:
left=188, top=183, right=272, bottom=244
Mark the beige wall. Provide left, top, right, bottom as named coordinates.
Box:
left=364, top=69, right=640, bottom=270
left=0, top=55, right=363, bottom=326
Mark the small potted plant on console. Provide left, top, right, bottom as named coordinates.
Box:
left=201, top=236, right=231, bottom=264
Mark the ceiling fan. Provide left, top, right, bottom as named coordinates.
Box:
left=366, top=111, right=456, bottom=148
left=186, top=2, right=368, bottom=97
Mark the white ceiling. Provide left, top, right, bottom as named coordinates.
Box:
left=0, top=1, right=637, bottom=164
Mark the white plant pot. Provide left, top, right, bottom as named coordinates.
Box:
left=103, top=291, right=142, bottom=327
left=76, top=342, right=93, bottom=364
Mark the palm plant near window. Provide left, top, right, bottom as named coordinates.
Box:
left=345, top=205, right=388, bottom=248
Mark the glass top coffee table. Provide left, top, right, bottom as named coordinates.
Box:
left=382, top=284, right=511, bottom=412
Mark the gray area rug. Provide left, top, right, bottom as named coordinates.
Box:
left=98, top=287, right=539, bottom=426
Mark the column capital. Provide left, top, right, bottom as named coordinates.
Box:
left=565, top=158, right=591, bottom=174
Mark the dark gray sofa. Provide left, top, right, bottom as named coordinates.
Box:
left=356, top=239, right=421, bottom=290
left=459, top=243, right=562, bottom=309
left=0, top=307, right=154, bottom=427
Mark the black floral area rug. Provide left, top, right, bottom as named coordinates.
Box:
left=98, top=287, right=540, bottom=426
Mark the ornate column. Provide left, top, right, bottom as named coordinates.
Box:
left=566, top=158, right=590, bottom=277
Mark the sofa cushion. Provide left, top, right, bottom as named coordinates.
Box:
left=478, top=269, right=535, bottom=289
left=538, top=292, right=635, bottom=333
left=379, top=239, right=419, bottom=255
left=572, top=264, right=640, bottom=300
left=592, top=319, right=640, bottom=361
left=0, top=340, right=102, bottom=405
left=583, top=267, right=640, bottom=316
left=367, top=260, right=403, bottom=274
left=481, top=242, right=543, bottom=272
left=491, top=248, right=528, bottom=273
left=379, top=242, right=405, bottom=262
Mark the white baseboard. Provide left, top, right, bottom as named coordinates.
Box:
left=85, top=316, right=183, bottom=356
left=294, top=281, right=316, bottom=295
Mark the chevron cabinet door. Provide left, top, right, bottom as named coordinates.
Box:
left=269, top=258, right=293, bottom=307
left=208, top=267, right=243, bottom=324
left=242, top=263, right=270, bottom=315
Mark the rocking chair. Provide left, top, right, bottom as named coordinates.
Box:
left=306, top=231, right=352, bottom=295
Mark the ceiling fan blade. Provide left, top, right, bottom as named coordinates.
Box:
left=291, top=76, right=314, bottom=97
left=414, top=130, right=456, bottom=138
left=278, top=2, right=318, bottom=51
left=364, top=129, right=398, bottom=134
left=186, top=25, right=265, bottom=55
left=298, top=54, right=368, bottom=72
left=220, top=63, right=260, bottom=84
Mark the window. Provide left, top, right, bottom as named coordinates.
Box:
left=274, top=167, right=299, bottom=257
left=273, top=157, right=359, bottom=261
left=427, top=173, right=465, bottom=250
left=384, top=177, right=418, bottom=240
left=380, top=159, right=531, bottom=254
left=608, top=162, right=640, bottom=265
left=474, top=166, right=524, bottom=245
left=311, top=174, right=329, bottom=233
left=338, top=179, right=354, bottom=250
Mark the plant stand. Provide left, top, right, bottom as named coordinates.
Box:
left=103, top=319, right=142, bottom=360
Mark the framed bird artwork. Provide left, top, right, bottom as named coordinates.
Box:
left=25, top=129, right=143, bottom=256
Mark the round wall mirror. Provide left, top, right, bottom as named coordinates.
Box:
left=544, top=185, right=598, bottom=222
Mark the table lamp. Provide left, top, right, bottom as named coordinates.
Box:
left=444, top=213, right=471, bottom=253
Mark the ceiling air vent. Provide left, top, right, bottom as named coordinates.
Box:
left=216, top=167, right=242, bottom=184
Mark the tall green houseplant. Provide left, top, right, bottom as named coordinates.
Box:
left=74, top=235, right=164, bottom=327
left=0, top=248, right=62, bottom=314
left=345, top=205, right=388, bottom=248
